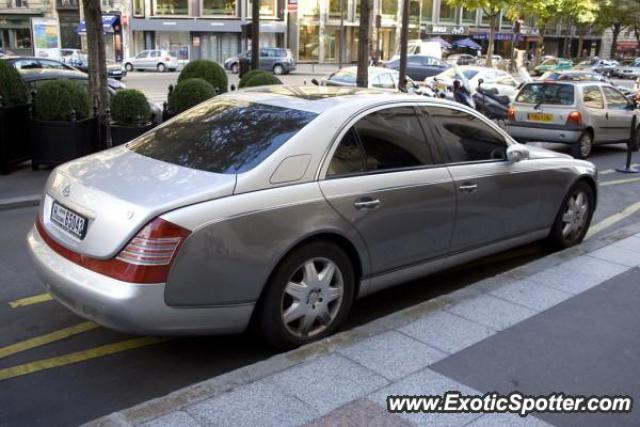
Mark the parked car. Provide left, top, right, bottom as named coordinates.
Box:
left=445, top=53, right=477, bottom=65
left=540, top=70, right=609, bottom=82
left=573, top=58, right=619, bottom=75
left=425, top=66, right=520, bottom=99
left=507, top=81, right=639, bottom=158
left=27, top=86, right=598, bottom=348
left=612, top=60, right=640, bottom=79
left=59, top=49, right=127, bottom=80
left=384, top=55, right=450, bottom=80
left=19, top=69, right=161, bottom=123
left=0, top=47, right=17, bottom=57
left=533, top=58, right=573, bottom=76
left=6, top=55, right=127, bottom=80
left=223, top=48, right=296, bottom=75
left=318, top=66, right=430, bottom=95
left=123, top=50, right=179, bottom=72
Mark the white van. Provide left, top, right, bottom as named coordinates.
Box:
left=391, top=40, right=443, bottom=61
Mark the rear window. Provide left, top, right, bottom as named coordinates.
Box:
left=128, top=99, right=317, bottom=174
left=515, top=83, right=575, bottom=106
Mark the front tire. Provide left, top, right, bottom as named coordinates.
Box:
left=547, top=181, right=595, bottom=249
left=257, top=242, right=355, bottom=349
left=125, top=63, right=133, bottom=72
left=157, top=63, right=166, bottom=72
left=273, top=64, right=285, bottom=75
left=571, top=131, right=593, bottom=159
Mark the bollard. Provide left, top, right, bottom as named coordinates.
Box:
left=616, top=116, right=639, bottom=174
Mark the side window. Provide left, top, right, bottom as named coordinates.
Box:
left=583, top=86, right=604, bottom=109
left=136, top=51, right=147, bottom=58
left=353, top=107, right=436, bottom=172
left=150, top=51, right=161, bottom=58
left=260, top=48, right=268, bottom=57
left=603, top=86, right=629, bottom=110
left=425, top=107, right=507, bottom=163
left=39, top=60, right=65, bottom=70
left=372, top=73, right=395, bottom=89
left=12, top=59, right=39, bottom=69
left=327, top=129, right=366, bottom=177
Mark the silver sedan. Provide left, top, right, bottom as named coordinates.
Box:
left=27, top=87, right=598, bottom=348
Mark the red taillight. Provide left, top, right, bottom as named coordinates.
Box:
left=507, top=106, right=516, bottom=121
left=566, top=111, right=582, bottom=125
left=36, top=217, right=190, bottom=284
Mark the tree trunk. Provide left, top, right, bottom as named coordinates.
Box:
left=611, top=23, right=622, bottom=60
left=577, top=31, right=584, bottom=59
left=251, top=0, right=260, bottom=69
left=81, top=0, right=108, bottom=115
left=356, top=0, right=371, bottom=87
left=487, top=13, right=497, bottom=68
left=398, top=0, right=409, bottom=92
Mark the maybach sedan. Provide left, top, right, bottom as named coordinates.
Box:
left=27, top=87, right=598, bottom=349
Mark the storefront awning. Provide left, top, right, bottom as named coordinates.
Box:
left=452, top=37, right=481, bottom=50
left=76, top=15, right=119, bottom=35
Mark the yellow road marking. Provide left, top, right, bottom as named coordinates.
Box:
left=587, top=201, right=640, bottom=239
left=0, top=321, right=99, bottom=359
left=0, top=336, right=166, bottom=381
left=9, top=293, right=53, bottom=309
left=600, top=177, right=640, bottom=187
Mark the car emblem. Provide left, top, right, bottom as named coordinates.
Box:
left=62, top=185, right=71, bottom=197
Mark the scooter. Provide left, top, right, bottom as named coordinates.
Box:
left=473, top=79, right=510, bottom=121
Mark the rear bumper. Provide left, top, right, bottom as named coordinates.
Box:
left=26, top=226, right=254, bottom=336
left=507, top=122, right=584, bottom=144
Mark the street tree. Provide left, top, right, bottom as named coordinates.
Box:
left=593, top=0, right=639, bottom=58
left=356, top=0, right=372, bottom=87
left=81, top=0, right=108, bottom=115
left=251, top=0, right=260, bottom=70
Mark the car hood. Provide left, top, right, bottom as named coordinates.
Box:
left=40, top=146, right=236, bottom=259
left=525, top=144, right=572, bottom=159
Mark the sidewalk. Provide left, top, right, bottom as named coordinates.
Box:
left=87, top=223, right=640, bottom=427
left=0, top=164, right=47, bottom=211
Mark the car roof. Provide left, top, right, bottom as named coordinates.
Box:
left=339, top=66, right=397, bottom=77
left=18, top=68, right=87, bottom=81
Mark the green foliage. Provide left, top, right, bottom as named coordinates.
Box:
left=178, top=60, right=228, bottom=94
left=238, top=69, right=266, bottom=88
left=0, top=59, right=29, bottom=107
left=110, top=89, right=151, bottom=126
left=241, top=71, right=283, bottom=88
left=35, top=80, right=90, bottom=121
left=168, top=78, right=216, bottom=113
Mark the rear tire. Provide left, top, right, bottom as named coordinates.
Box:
left=257, top=241, right=355, bottom=350
left=547, top=181, right=595, bottom=250
left=571, top=131, right=593, bottom=159
left=125, top=63, right=133, bottom=72
left=157, top=63, right=166, bottom=72
left=273, top=64, right=285, bottom=75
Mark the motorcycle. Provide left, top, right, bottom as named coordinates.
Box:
left=473, top=79, right=510, bottom=121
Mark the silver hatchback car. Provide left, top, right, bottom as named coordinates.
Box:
left=27, top=87, right=597, bottom=348
left=507, top=81, right=639, bottom=159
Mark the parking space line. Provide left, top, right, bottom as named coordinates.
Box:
left=9, top=293, right=53, bottom=309
left=600, top=177, right=640, bottom=187
left=0, top=321, right=99, bottom=359
left=600, top=169, right=615, bottom=175
left=587, top=201, right=640, bottom=239
left=0, top=336, right=166, bottom=381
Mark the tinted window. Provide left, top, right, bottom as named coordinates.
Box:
left=12, top=59, right=39, bottom=69
left=328, top=70, right=356, bottom=84
left=425, top=107, right=507, bottom=163
left=150, top=51, right=161, bottom=58
left=39, top=59, right=67, bottom=70
left=516, top=83, right=575, bottom=105
left=353, top=107, right=436, bottom=172
left=583, top=86, right=604, bottom=109
left=602, top=86, right=628, bottom=110
left=327, top=129, right=366, bottom=177
left=128, top=100, right=317, bottom=174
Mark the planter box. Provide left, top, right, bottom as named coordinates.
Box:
left=30, top=117, right=99, bottom=169
left=0, top=104, right=31, bottom=174
left=105, top=123, right=156, bottom=147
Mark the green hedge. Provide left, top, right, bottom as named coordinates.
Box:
left=168, top=78, right=216, bottom=114
left=111, top=89, right=151, bottom=126
left=242, top=72, right=282, bottom=88
left=35, top=80, right=90, bottom=121
left=178, top=60, right=227, bottom=95
left=0, top=59, right=29, bottom=107
left=238, top=69, right=266, bottom=88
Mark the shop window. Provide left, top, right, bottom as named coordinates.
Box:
left=409, top=0, right=420, bottom=25
left=300, top=0, right=319, bottom=18
left=462, top=8, right=476, bottom=23
left=202, top=0, right=236, bottom=15
left=259, top=0, right=277, bottom=17
left=421, top=0, right=433, bottom=22
left=439, top=1, right=456, bottom=22
left=298, top=24, right=319, bottom=61
left=329, top=0, right=343, bottom=20
left=382, top=0, right=397, bottom=17
left=324, top=27, right=338, bottom=61
left=153, top=0, right=189, bottom=15
left=133, top=0, right=144, bottom=16
left=15, top=29, right=32, bottom=49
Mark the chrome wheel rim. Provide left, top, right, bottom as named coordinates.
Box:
left=580, top=134, right=592, bottom=158
left=561, top=190, right=589, bottom=239
left=281, top=257, right=344, bottom=338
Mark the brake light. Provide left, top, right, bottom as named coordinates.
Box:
left=566, top=111, right=582, bottom=125
left=507, top=106, right=516, bottom=121
left=36, top=217, right=190, bottom=284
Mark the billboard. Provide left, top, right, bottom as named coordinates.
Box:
left=31, top=17, right=61, bottom=60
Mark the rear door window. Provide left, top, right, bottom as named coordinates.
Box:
left=602, top=86, right=629, bottom=110
left=515, top=83, right=575, bottom=106
left=583, top=86, right=604, bottom=109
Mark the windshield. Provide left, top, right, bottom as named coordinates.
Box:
left=128, top=99, right=317, bottom=174
left=516, top=83, right=575, bottom=105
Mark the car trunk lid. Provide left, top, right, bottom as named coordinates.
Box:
left=512, top=82, right=576, bottom=126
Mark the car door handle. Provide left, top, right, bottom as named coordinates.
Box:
left=606, top=112, right=609, bottom=119
left=354, top=197, right=381, bottom=209
left=458, top=183, right=478, bottom=193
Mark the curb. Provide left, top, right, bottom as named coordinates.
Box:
left=86, top=220, right=640, bottom=427
left=0, top=195, right=41, bottom=212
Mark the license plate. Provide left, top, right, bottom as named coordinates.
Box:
left=527, top=113, right=554, bottom=123
left=50, top=202, right=88, bottom=240
left=436, top=83, right=447, bottom=91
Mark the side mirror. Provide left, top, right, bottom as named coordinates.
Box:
left=311, top=78, right=320, bottom=86
left=507, top=144, right=530, bottom=162
left=478, top=78, right=484, bottom=85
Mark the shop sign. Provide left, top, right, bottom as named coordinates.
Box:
left=31, top=17, right=61, bottom=60
left=427, top=25, right=467, bottom=35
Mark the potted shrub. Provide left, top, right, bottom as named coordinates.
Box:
left=238, top=69, right=271, bottom=88
left=30, top=80, right=98, bottom=169
left=241, top=71, right=283, bottom=88
left=178, top=60, right=228, bottom=95
left=167, top=78, right=216, bottom=115
left=108, top=89, right=154, bottom=146
left=0, top=59, right=31, bottom=174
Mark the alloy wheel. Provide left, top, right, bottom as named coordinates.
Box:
left=579, top=133, right=592, bottom=158
left=561, top=190, right=590, bottom=240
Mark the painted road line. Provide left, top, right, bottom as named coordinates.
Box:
left=600, top=177, right=640, bottom=187
left=0, top=321, right=99, bottom=359
left=9, top=293, right=53, bottom=308
left=0, top=336, right=166, bottom=381
left=586, top=201, right=640, bottom=239
left=600, top=169, right=615, bottom=175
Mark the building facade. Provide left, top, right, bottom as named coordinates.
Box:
left=0, top=0, right=55, bottom=56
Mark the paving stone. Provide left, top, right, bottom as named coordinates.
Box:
left=369, top=368, right=479, bottom=427
left=488, top=278, right=574, bottom=312
left=398, top=310, right=495, bottom=354
left=186, top=380, right=316, bottom=427
left=445, top=293, right=537, bottom=331
left=611, top=235, right=640, bottom=254
left=588, top=246, right=640, bottom=268
left=527, top=258, right=627, bottom=295
left=464, top=413, right=554, bottom=427
left=267, top=353, right=389, bottom=414
left=140, top=411, right=201, bottom=427
left=558, top=256, right=629, bottom=283
left=337, top=331, right=446, bottom=381
left=302, top=398, right=416, bottom=427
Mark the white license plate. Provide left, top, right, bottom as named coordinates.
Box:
left=50, top=202, right=88, bottom=239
